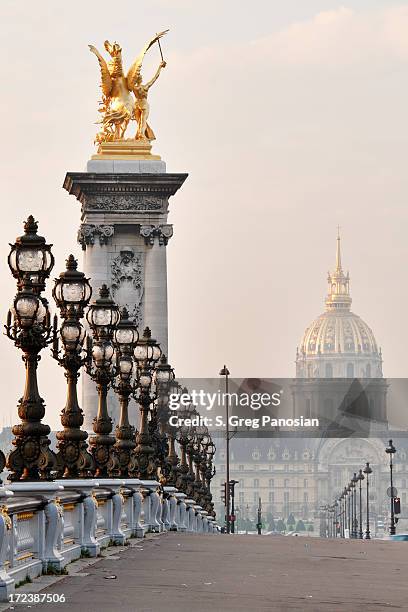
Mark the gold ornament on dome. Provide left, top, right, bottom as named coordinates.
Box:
left=88, top=31, right=168, bottom=159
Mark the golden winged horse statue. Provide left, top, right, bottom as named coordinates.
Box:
left=89, top=31, right=168, bottom=145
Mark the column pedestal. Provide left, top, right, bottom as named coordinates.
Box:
left=63, top=160, right=187, bottom=430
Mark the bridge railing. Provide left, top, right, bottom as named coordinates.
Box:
left=0, top=480, right=219, bottom=600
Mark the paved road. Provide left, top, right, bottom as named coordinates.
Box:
left=7, top=533, right=408, bottom=611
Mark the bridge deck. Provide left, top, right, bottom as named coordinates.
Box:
left=5, top=533, right=408, bottom=611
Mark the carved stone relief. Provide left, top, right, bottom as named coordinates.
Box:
left=77, top=224, right=114, bottom=250
left=110, top=247, right=144, bottom=326
left=140, top=224, right=173, bottom=246
left=86, top=195, right=165, bottom=212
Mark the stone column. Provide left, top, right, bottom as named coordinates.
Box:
left=63, top=160, right=187, bottom=429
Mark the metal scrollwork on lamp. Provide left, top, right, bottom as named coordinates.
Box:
left=132, top=327, right=162, bottom=479
left=112, top=308, right=139, bottom=477
left=52, top=255, right=94, bottom=478
left=175, top=401, right=195, bottom=495
left=85, top=285, right=120, bottom=477
left=151, top=354, right=175, bottom=486
left=202, top=435, right=216, bottom=517
left=5, top=217, right=57, bottom=481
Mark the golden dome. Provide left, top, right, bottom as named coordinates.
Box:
left=296, top=232, right=382, bottom=378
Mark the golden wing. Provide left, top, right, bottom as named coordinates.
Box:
left=88, top=44, right=112, bottom=96
left=126, top=30, right=169, bottom=91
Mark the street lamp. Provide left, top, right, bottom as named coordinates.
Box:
left=86, top=284, right=120, bottom=477
left=343, top=487, right=350, bottom=537
left=175, top=401, right=193, bottom=492
left=357, top=469, right=365, bottom=539
left=347, top=483, right=352, bottom=538
left=385, top=439, right=397, bottom=536
left=152, top=354, right=175, bottom=485
left=161, top=378, right=181, bottom=487
left=333, top=499, right=338, bottom=538
left=352, top=473, right=358, bottom=538
left=132, top=327, right=162, bottom=479
left=363, top=462, right=372, bottom=539
left=112, top=307, right=139, bottom=477
left=339, top=493, right=344, bottom=538
left=219, top=365, right=231, bottom=534
left=5, top=217, right=56, bottom=481
left=52, top=255, right=93, bottom=478
left=202, top=436, right=216, bottom=517
left=8, top=215, right=54, bottom=294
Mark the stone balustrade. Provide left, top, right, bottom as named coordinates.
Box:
left=0, top=480, right=219, bottom=601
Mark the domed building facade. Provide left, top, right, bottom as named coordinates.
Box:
left=296, top=233, right=383, bottom=380
left=212, top=234, right=408, bottom=534
left=293, top=234, right=388, bottom=428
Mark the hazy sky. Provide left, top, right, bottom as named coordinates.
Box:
left=1, top=1, right=408, bottom=429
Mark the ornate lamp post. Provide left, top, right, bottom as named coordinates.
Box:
left=184, top=408, right=199, bottom=499
left=52, top=255, right=93, bottom=478
left=333, top=499, right=338, bottom=538
left=200, top=433, right=216, bottom=516
left=386, top=439, right=397, bottom=536
left=363, top=462, right=372, bottom=539
left=5, top=217, right=56, bottom=480
left=86, top=285, right=120, bottom=477
left=153, top=354, right=175, bottom=485
left=192, top=425, right=208, bottom=505
left=175, top=403, right=192, bottom=493
left=339, top=493, right=344, bottom=537
left=161, top=378, right=181, bottom=487
left=205, top=437, right=216, bottom=517
left=343, top=487, right=347, bottom=536
left=8, top=215, right=54, bottom=294
left=357, top=469, right=364, bottom=539
left=132, top=327, right=162, bottom=479
left=351, top=473, right=358, bottom=538
left=112, top=308, right=139, bottom=477
left=347, top=483, right=352, bottom=537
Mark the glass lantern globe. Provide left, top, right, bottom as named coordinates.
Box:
left=8, top=216, right=54, bottom=293
left=138, top=371, right=152, bottom=389
left=134, top=327, right=162, bottom=367
left=53, top=255, right=92, bottom=317
left=113, top=307, right=138, bottom=351
left=61, top=320, right=85, bottom=351
left=119, top=357, right=133, bottom=380
left=207, top=440, right=216, bottom=459
left=86, top=285, right=120, bottom=339
left=154, top=354, right=175, bottom=385
left=13, top=293, right=40, bottom=328
left=92, top=341, right=115, bottom=367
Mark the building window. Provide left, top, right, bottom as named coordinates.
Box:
left=303, top=492, right=308, bottom=503
left=303, top=479, right=308, bottom=488
left=239, top=492, right=245, bottom=504
left=347, top=363, right=354, bottom=378
left=239, top=480, right=244, bottom=488
left=269, top=479, right=274, bottom=488
left=253, top=479, right=259, bottom=488
left=325, top=363, right=333, bottom=378
left=253, top=491, right=259, bottom=502
left=269, top=491, right=274, bottom=503
left=284, top=479, right=289, bottom=488
left=305, top=398, right=311, bottom=418
left=239, top=464, right=244, bottom=471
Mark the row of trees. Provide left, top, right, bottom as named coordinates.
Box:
left=237, top=513, right=314, bottom=533
left=265, top=512, right=314, bottom=532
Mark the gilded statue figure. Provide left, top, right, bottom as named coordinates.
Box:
left=89, top=31, right=168, bottom=145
